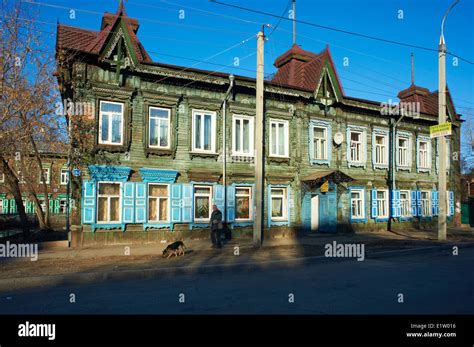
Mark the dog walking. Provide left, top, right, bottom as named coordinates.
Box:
left=210, top=204, right=223, bottom=249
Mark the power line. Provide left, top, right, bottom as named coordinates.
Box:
left=209, top=0, right=474, bottom=65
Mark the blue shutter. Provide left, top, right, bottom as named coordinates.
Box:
left=227, top=185, right=235, bottom=222
left=371, top=189, right=378, bottom=219
left=390, top=190, right=396, bottom=218
left=171, top=184, right=182, bottom=223
left=411, top=190, right=417, bottom=216
left=432, top=191, right=438, bottom=216
left=394, top=190, right=401, bottom=218
left=182, top=184, right=193, bottom=223
left=10, top=199, right=17, bottom=214
left=3, top=199, right=9, bottom=214
left=82, top=180, right=96, bottom=224
left=213, top=185, right=225, bottom=221
left=135, top=182, right=146, bottom=223
left=122, top=182, right=135, bottom=223
left=449, top=191, right=454, bottom=216
left=416, top=191, right=422, bottom=216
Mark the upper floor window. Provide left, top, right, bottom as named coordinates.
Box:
left=148, top=184, right=169, bottom=222
left=269, top=119, right=289, bottom=157
left=232, top=115, right=254, bottom=157
left=192, top=110, right=216, bottom=153
left=309, top=120, right=331, bottom=165
left=39, top=168, right=50, bottom=184
left=99, top=101, right=124, bottom=145
left=372, top=129, right=389, bottom=168
left=396, top=132, right=412, bottom=170
left=0, top=173, right=4, bottom=183
left=149, top=107, right=171, bottom=149
left=60, top=169, right=69, bottom=185
left=97, top=182, right=121, bottom=223
left=347, top=125, right=366, bottom=167
left=417, top=136, right=431, bottom=171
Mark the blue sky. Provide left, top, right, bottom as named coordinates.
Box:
left=17, top=0, right=474, bottom=137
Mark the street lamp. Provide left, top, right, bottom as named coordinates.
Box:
left=438, top=0, right=459, bottom=241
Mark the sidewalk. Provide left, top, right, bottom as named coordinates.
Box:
left=1, top=227, right=473, bottom=292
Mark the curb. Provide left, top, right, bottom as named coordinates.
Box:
left=1, top=241, right=474, bottom=293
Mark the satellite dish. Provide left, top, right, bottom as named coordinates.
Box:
left=334, top=132, right=344, bottom=145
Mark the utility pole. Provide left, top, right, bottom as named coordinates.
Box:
left=438, top=0, right=459, bottom=241
left=254, top=27, right=265, bottom=247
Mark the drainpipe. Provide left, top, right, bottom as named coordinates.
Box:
left=222, top=74, right=235, bottom=222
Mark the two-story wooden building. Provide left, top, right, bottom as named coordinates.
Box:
left=55, top=3, right=461, bottom=243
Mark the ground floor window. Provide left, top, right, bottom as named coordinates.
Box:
left=376, top=190, right=388, bottom=218
left=235, top=186, right=252, bottom=221
left=270, top=187, right=287, bottom=221
left=400, top=190, right=411, bottom=217
left=97, top=182, right=121, bottom=223
left=194, top=185, right=212, bottom=222
left=0, top=199, right=3, bottom=214
left=350, top=189, right=365, bottom=220
left=421, top=191, right=431, bottom=216
left=59, top=199, right=68, bottom=214
left=148, top=184, right=169, bottom=222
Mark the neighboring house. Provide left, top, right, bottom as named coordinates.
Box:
left=54, top=3, right=461, bottom=239
left=0, top=152, right=71, bottom=217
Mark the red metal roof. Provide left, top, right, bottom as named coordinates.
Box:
left=397, top=84, right=458, bottom=118
left=271, top=44, right=344, bottom=95
left=56, top=2, right=151, bottom=63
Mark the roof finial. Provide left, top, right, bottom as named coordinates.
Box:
left=292, top=0, right=297, bottom=45
left=410, top=52, right=414, bottom=86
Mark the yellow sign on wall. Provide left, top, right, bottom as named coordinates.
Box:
left=430, top=122, right=452, bottom=139
left=320, top=180, right=329, bottom=193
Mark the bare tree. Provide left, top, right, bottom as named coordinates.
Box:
left=1, top=0, right=65, bottom=233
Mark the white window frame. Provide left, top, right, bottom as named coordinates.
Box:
left=232, top=114, right=255, bottom=157
left=376, top=189, right=389, bottom=219
left=270, top=187, right=287, bottom=221
left=192, top=110, right=217, bottom=153
left=347, top=125, right=367, bottom=167
left=39, top=168, right=50, bottom=184
left=373, top=130, right=389, bottom=167
left=400, top=190, right=411, bottom=217
left=0, top=173, right=4, bottom=183
left=396, top=132, right=412, bottom=170
left=194, top=185, right=212, bottom=222
left=98, top=100, right=124, bottom=145
left=235, top=186, right=252, bottom=221
left=147, top=183, right=170, bottom=223
left=312, top=126, right=328, bottom=160
left=148, top=106, right=171, bottom=149
left=417, top=136, right=431, bottom=172
left=60, top=169, right=69, bottom=185
left=269, top=119, right=289, bottom=158
left=96, top=181, right=122, bottom=224
left=421, top=190, right=431, bottom=217
left=350, top=130, right=363, bottom=162
left=350, top=188, right=365, bottom=220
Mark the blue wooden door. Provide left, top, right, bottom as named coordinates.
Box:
left=319, top=192, right=337, bottom=232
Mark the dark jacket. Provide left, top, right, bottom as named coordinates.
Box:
left=210, top=209, right=223, bottom=230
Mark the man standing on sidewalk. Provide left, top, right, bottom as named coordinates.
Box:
left=210, top=204, right=223, bottom=249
